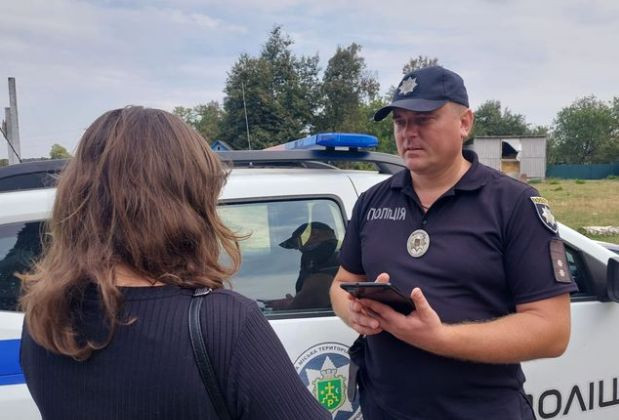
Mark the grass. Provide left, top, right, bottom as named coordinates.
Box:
left=533, top=178, right=619, bottom=244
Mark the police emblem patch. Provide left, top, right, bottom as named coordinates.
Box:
left=530, top=196, right=558, bottom=233
left=294, top=342, right=362, bottom=419
left=407, top=229, right=430, bottom=258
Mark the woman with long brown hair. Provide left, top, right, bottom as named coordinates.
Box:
left=19, top=106, right=329, bottom=420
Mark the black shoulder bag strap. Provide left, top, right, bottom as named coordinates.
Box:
left=189, top=288, right=233, bottom=420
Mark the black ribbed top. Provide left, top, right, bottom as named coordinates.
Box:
left=20, top=285, right=330, bottom=420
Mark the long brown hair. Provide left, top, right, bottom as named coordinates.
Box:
left=19, top=106, right=241, bottom=360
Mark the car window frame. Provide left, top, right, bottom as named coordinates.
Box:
left=0, top=219, right=47, bottom=312
left=219, top=194, right=348, bottom=320
left=564, top=242, right=597, bottom=302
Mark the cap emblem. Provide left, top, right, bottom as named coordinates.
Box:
left=398, top=76, right=417, bottom=95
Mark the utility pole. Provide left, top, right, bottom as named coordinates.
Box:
left=3, top=107, right=21, bottom=161
left=2, top=77, right=22, bottom=164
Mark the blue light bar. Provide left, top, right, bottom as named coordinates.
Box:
left=266, top=132, right=378, bottom=150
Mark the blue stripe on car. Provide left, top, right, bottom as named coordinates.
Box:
left=0, top=339, right=25, bottom=385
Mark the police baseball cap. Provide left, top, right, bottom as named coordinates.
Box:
left=373, top=65, right=469, bottom=121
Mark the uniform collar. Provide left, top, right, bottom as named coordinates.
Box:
left=390, top=149, right=490, bottom=193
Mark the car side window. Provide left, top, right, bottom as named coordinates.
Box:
left=0, top=199, right=347, bottom=317
left=564, top=244, right=594, bottom=298
left=0, top=221, right=45, bottom=311
left=218, top=198, right=346, bottom=317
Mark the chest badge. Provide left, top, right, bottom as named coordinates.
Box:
left=407, top=229, right=430, bottom=258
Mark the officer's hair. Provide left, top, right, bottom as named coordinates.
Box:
left=19, top=106, right=242, bottom=360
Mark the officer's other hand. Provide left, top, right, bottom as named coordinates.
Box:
left=347, top=293, right=383, bottom=336
left=345, top=272, right=389, bottom=336
left=374, top=272, right=390, bottom=284
left=359, top=287, right=445, bottom=351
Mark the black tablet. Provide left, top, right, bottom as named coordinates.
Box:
left=340, top=282, right=415, bottom=315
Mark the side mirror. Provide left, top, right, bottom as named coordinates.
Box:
left=607, top=257, right=619, bottom=302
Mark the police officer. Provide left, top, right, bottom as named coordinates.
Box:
left=329, top=66, right=577, bottom=419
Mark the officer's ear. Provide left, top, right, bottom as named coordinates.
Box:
left=458, top=107, right=474, bottom=140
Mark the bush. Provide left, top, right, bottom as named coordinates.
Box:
left=575, top=179, right=586, bottom=184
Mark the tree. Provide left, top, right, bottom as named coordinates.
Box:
left=174, top=101, right=224, bottom=142
left=315, top=43, right=379, bottom=132
left=402, top=55, right=439, bottom=74
left=548, top=96, right=618, bottom=164
left=0, top=158, right=8, bottom=167
left=611, top=96, right=619, bottom=143
left=50, top=144, right=72, bottom=159
left=220, top=26, right=320, bottom=149
left=360, top=98, right=397, bottom=155
left=471, top=100, right=530, bottom=138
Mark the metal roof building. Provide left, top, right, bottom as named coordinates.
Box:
left=468, top=136, right=547, bottom=180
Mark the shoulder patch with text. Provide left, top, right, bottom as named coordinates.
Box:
left=530, top=196, right=558, bottom=233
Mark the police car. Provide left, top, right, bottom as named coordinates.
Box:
left=1, top=133, right=618, bottom=420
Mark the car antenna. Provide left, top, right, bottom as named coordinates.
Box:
left=241, top=81, right=252, bottom=150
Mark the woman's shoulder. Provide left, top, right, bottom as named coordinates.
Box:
left=202, top=288, right=262, bottom=322
left=210, top=288, right=257, bottom=306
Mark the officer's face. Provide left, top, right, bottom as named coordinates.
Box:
left=392, top=103, right=472, bottom=175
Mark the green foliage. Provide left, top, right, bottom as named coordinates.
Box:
left=220, top=26, right=320, bottom=149
left=575, top=179, right=586, bottom=184
left=472, top=100, right=531, bottom=138
left=0, top=158, right=8, bottom=167
left=173, top=101, right=223, bottom=142
left=528, top=125, right=549, bottom=136
left=359, top=99, right=396, bottom=154
left=172, top=26, right=619, bottom=167
left=173, top=31, right=449, bottom=154
left=548, top=96, right=619, bottom=164
left=402, top=56, right=439, bottom=74
left=49, top=144, right=72, bottom=159
left=314, top=43, right=379, bottom=133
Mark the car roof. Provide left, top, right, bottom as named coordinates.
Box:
left=0, top=150, right=404, bottom=193
left=1, top=152, right=614, bottom=267
left=0, top=168, right=392, bottom=223
left=224, top=168, right=390, bottom=199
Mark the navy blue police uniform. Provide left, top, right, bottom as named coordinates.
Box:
left=339, top=149, right=578, bottom=420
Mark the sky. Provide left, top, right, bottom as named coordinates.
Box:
left=1, top=0, right=618, bottom=159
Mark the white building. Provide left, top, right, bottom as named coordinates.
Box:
left=467, top=136, right=547, bottom=180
